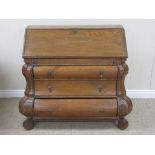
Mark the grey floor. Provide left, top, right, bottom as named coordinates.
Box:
left=0, top=98, right=155, bottom=135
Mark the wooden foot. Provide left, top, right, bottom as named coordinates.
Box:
left=23, top=118, right=34, bottom=130
left=115, top=118, right=128, bottom=130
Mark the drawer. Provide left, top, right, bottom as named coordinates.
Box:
left=33, top=66, right=118, bottom=79
left=34, top=99, right=117, bottom=117
left=35, top=80, right=116, bottom=98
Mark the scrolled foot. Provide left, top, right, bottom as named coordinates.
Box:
left=23, top=118, right=34, bottom=130
left=115, top=117, right=128, bottom=130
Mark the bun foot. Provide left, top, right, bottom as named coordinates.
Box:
left=115, top=118, right=128, bottom=130
left=23, top=118, right=34, bottom=130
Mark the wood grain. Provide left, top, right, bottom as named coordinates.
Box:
left=34, top=99, right=117, bottom=117
left=35, top=80, right=116, bottom=97
left=33, top=66, right=118, bottom=79
left=23, top=27, right=127, bottom=58
left=25, top=58, right=120, bottom=65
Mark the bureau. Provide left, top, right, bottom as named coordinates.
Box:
left=19, top=25, right=132, bottom=130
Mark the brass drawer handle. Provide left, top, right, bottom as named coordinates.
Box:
left=47, top=108, right=54, bottom=112
left=47, top=70, right=54, bottom=78
left=99, top=70, right=104, bottom=79
left=97, top=109, right=104, bottom=113
left=98, top=85, right=104, bottom=93
left=48, top=85, right=53, bottom=93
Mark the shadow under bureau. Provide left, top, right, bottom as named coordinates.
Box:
left=19, top=25, right=133, bottom=130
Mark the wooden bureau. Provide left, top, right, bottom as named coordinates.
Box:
left=19, top=25, right=132, bottom=130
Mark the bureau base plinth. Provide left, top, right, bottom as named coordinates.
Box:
left=20, top=97, right=131, bottom=130
left=22, top=117, right=128, bottom=130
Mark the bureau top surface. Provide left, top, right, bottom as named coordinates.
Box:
left=23, top=25, right=128, bottom=58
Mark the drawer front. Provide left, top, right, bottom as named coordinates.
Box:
left=33, top=66, right=118, bottom=79
left=34, top=99, right=117, bottom=117
left=35, top=80, right=116, bottom=98
left=25, top=58, right=120, bottom=66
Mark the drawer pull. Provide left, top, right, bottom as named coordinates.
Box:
left=99, top=70, right=104, bottom=79
left=47, top=70, right=53, bottom=78
left=97, top=109, right=104, bottom=113
left=47, top=108, right=54, bottom=112
left=98, top=86, right=104, bottom=92
left=48, top=85, right=53, bottom=93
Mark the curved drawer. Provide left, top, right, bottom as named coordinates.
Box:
left=35, top=80, right=116, bottom=98
left=34, top=99, right=117, bottom=117
left=33, top=66, right=118, bottom=79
